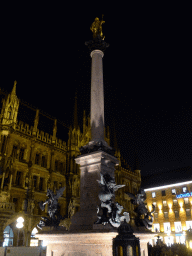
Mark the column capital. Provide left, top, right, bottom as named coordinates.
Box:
left=90, top=50, right=104, bottom=58
left=85, top=35, right=109, bottom=53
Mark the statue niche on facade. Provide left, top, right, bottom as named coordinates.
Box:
left=126, top=188, right=155, bottom=229
left=95, top=173, right=130, bottom=228
left=37, top=187, right=65, bottom=229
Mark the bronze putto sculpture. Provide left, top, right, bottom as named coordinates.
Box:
left=126, top=188, right=155, bottom=229
left=95, top=173, right=129, bottom=227
left=37, top=187, right=65, bottom=229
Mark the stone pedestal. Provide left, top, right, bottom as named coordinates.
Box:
left=36, top=230, right=118, bottom=256
left=36, top=228, right=156, bottom=256
left=69, top=150, right=119, bottom=231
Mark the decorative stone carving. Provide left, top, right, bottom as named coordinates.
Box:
left=68, top=199, right=76, bottom=219
left=95, top=173, right=130, bottom=228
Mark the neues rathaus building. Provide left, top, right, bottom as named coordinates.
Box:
left=0, top=82, right=141, bottom=246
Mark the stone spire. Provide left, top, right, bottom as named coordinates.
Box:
left=32, top=109, right=39, bottom=136
left=0, top=80, right=19, bottom=127
left=52, top=119, right=57, bottom=143
left=73, top=90, right=78, bottom=130
left=11, top=80, right=17, bottom=98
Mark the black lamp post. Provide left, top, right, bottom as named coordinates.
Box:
left=113, top=219, right=141, bottom=256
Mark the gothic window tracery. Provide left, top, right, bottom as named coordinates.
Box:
left=39, top=177, right=44, bottom=191
left=12, top=145, right=18, bottom=158
left=19, top=148, right=25, bottom=161
left=41, top=155, right=47, bottom=168
left=59, top=162, right=63, bottom=173
left=53, top=181, right=58, bottom=192
left=13, top=198, right=19, bottom=212
left=1, top=136, right=6, bottom=153
left=33, top=175, right=37, bottom=188
left=35, top=154, right=40, bottom=165
left=7, top=107, right=12, bottom=119
left=55, top=160, right=58, bottom=171
left=15, top=171, right=22, bottom=186
left=133, top=186, right=137, bottom=195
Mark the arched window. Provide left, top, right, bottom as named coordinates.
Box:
left=1, top=136, right=6, bottom=153
left=12, top=145, right=18, bottom=158
left=15, top=171, right=22, bottom=186
left=3, top=225, right=14, bottom=247
left=41, top=156, right=47, bottom=168
left=59, top=162, right=63, bottom=173
left=35, top=154, right=40, bottom=165
left=133, top=186, right=137, bottom=195
left=13, top=198, right=19, bottom=212
left=19, top=148, right=25, bottom=161
left=53, top=181, right=58, bottom=193
left=33, top=175, right=37, bottom=188
left=55, top=160, right=58, bottom=171
left=7, top=107, right=12, bottom=119
left=39, top=177, right=44, bottom=191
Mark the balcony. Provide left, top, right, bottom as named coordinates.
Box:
left=0, top=202, right=15, bottom=212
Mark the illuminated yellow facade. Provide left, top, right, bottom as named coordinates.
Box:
left=145, top=180, right=192, bottom=245
left=0, top=83, right=141, bottom=246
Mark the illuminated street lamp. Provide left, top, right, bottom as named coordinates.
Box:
left=16, top=217, right=24, bottom=246
left=16, top=217, right=24, bottom=229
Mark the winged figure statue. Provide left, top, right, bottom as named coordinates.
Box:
left=95, top=173, right=129, bottom=228
left=37, top=187, right=65, bottom=229
left=126, top=188, right=155, bottom=229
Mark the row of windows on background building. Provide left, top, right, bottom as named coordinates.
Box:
left=152, top=187, right=189, bottom=198
left=12, top=197, right=50, bottom=215
left=153, top=209, right=191, bottom=219
left=14, top=171, right=63, bottom=192
left=11, top=145, right=65, bottom=172
left=153, top=221, right=192, bottom=233
left=151, top=198, right=191, bottom=208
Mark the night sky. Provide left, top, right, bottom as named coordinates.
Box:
left=0, top=4, right=191, bottom=178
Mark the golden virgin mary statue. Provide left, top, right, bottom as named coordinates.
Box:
left=90, top=15, right=105, bottom=40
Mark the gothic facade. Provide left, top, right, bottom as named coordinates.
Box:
left=0, top=82, right=141, bottom=246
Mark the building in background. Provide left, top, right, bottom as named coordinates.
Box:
left=143, top=168, right=192, bottom=248
left=0, top=82, right=141, bottom=247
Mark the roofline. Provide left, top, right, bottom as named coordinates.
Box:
left=144, top=180, right=192, bottom=192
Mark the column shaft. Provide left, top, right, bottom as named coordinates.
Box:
left=90, top=50, right=105, bottom=142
